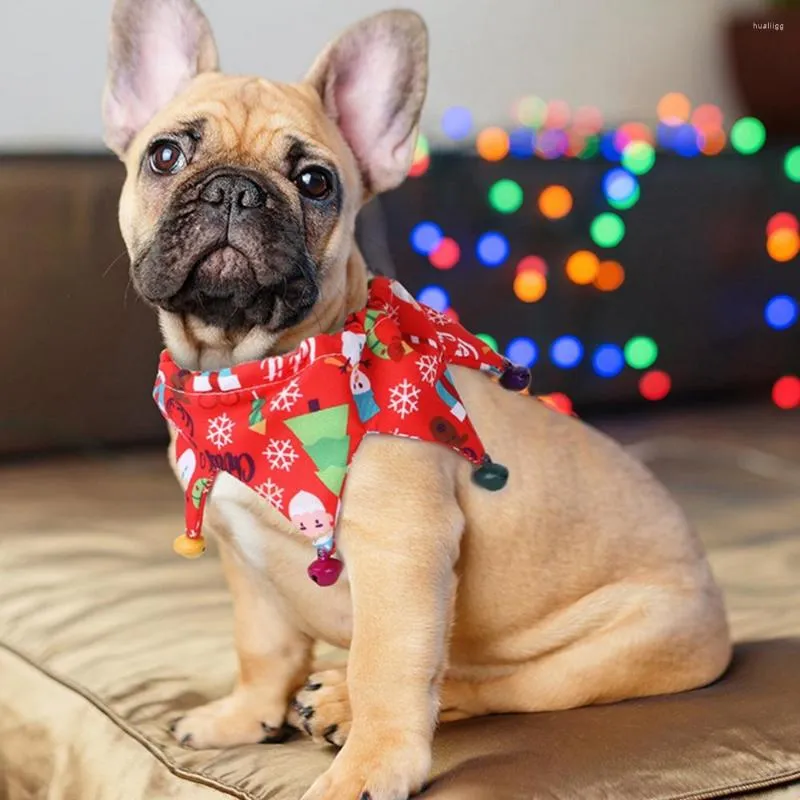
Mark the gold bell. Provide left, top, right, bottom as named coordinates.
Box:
left=173, top=533, right=206, bottom=559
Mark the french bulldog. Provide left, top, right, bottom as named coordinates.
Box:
left=103, top=2, right=731, bottom=798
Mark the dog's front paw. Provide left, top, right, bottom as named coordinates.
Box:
left=300, top=729, right=431, bottom=800
left=289, top=668, right=351, bottom=747
left=170, top=688, right=290, bottom=749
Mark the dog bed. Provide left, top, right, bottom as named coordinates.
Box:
left=1, top=453, right=799, bottom=800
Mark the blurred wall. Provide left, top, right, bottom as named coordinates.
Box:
left=0, top=0, right=766, bottom=151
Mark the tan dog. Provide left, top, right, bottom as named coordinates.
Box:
left=103, top=2, right=731, bottom=798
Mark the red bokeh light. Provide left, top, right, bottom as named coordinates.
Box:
left=772, top=376, right=800, bottom=409
left=429, top=237, right=460, bottom=269
left=639, top=370, right=672, bottom=401
left=766, top=212, right=799, bottom=237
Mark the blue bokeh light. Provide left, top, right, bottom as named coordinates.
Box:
left=657, top=122, right=679, bottom=150
left=599, top=131, right=621, bottom=162
left=602, top=168, right=638, bottom=203
left=550, top=336, right=584, bottom=368
left=441, top=106, right=473, bottom=140
left=765, top=295, right=798, bottom=330
left=505, top=337, right=538, bottom=367
left=476, top=232, right=510, bottom=267
left=509, top=127, right=536, bottom=158
left=673, top=124, right=700, bottom=157
left=410, top=222, right=443, bottom=255
left=416, top=285, right=450, bottom=312
left=592, top=344, right=625, bottom=377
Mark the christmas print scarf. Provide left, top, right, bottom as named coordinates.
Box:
left=154, top=277, right=531, bottom=586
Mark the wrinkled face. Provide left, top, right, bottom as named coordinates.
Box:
left=118, top=75, right=361, bottom=333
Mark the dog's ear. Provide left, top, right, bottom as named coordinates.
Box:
left=305, top=10, right=428, bottom=196
left=102, top=0, right=218, bottom=157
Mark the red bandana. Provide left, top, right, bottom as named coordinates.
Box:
left=155, top=277, right=530, bottom=586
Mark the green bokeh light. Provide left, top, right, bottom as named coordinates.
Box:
left=730, top=117, right=766, bottom=155
left=784, top=146, right=800, bottom=182
left=621, top=141, right=655, bottom=175
left=488, top=179, right=524, bottom=214
left=590, top=212, right=625, bottom=247
left=624, top=336, right=658, bottom=369
left=578, top=135, right=599, bottom=160
left=414, top=134, right=430, bottom=159
left=608, top=184, right=641, bottom=210
left=477, top=333, right=499, bottom=352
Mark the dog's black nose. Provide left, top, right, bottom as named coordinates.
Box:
left=200, top=174, right=265, bottom=210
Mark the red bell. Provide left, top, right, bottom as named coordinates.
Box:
left=308, top=555, right=343, bottom=586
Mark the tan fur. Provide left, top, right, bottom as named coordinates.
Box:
left=109, top=9, right=731, bottom=799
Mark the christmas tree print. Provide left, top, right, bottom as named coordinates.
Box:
left=285, top=402, right=351, bottom=495
left=249, top=397, right=267, bottom=434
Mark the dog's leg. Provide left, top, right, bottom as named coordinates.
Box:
left=172, top=531, right=313, bottom=748
left=301, top=444, right=462, bottom=800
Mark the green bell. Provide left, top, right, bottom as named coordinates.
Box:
left=472, top=459, right=509, bottom=491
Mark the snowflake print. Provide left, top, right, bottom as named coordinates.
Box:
left=382, top=301, right=400, bottom=324
left=417, top=354, right=440, bottom=385
left=424, top=306, right=449, bottom=326
left=388, top=379, right=421, bottom=419
left=206, top=413, right=234, bottom=449
left=263, top=438, right=299, bottom=471
left=270, top=378, right=302, bottom=412
left=255, top=478, right=284, bottom=509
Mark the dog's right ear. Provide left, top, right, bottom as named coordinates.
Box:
left=102, top=0, right=218, bottom=157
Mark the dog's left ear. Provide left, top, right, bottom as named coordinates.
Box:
left=305, top=10, right=428, bottom=197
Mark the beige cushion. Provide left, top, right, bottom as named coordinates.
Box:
left=2, top=453, right=799, bottom=799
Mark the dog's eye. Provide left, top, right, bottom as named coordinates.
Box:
left=295, top=168, right=332, bottom=200
left=148, top=141, right=187, bottom=175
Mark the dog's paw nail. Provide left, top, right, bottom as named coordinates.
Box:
left=360, top=793, right=372, bottom=800
left=305, top=681, right=322, bottom=691
left=302, top=719, right=313, bottom=736
left=291, top=698, right=304, bottom=713
left=260, top=722, right=290, bottom=743
left=180, top=733, right=193, bottom=747
left=322, top=724, right=338, bottom=745
left=168, top=717, right=183, bottom=733
left=299, top=705, right=315, bottom=720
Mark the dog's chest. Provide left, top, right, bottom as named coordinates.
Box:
left=211, top=473, right=355, bottom=646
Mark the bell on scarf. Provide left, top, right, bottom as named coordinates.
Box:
left=499, top=359, right=531, bottom=392
left=471, top=454, right=509, bottom=492
left=308, top=549, right=344, bottom=586
left=173, top=532, right=206, bottom=558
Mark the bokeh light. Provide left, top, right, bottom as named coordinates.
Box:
left=476, top=232, right=510, bottom=267
left=766, top=212, right=799, bottom=236
left=592, top=344, right=625, bottom=378
left=441, top=106, right=473, bottom=140
left=536, top=129, right=569, bottom=159
left=551, top=336, right=584, bottom=368
left=767, top=229, right=800, bottom=262
left=513, top=271, right=547, bottom=303
left=408, top=134, right=429, bottom=177
left=416, top=285, right=449, bottom=312
left=599, top=131, right=622, bottom=162
left=544, top=99, right=570, bottom=129
left=429, top=237, right=460, bottom=270
left=621, top=141, right=655, bottom=175
left=765, top=295, right=798, bottom=330
left=505, top=337, right=538, bottom=367
left=608, top=184, right=640, bottom=210
left=539, top=392, right=573, bottom=415
left=730, top=117, right=766, bottom=155
left=444, top=308, right=459, bottom=323
left=657, top=92, right=691, bottom=126
left=593, top=260, right=625, bottom=291
left=578, top=135, right=600, bottom=159
left=488, top=179, right=524, bottom=214
left=515, top=96, right=548, bottom=128
left=509, top=128, right=536, bottom=158
left=476, top=127, right=510, bottom=161
left=410, top=222, right=443, bottom=255
left=639, top=370, right=672, bottom=401
left=673, top=124, right=701, bottom=157
left=566, top=250, right=600, bottom=284
left=785, top=146, right=800, bottom=182
left=690, top=104, right=723, bottom=132
left=614, top=122, right=654, bottom=151
left=590, top=213, right=625, bottom=247
left=573, top=106, right=604, bottom=135
left=773, top=376, right=800, bottom=410
left=477, top=333, right=499, bottom=352
left=516, top=255, right=548, bottom=276
left=538, top=185, right=573, bottom=219
left=699, top=128, right=726, bottom=156
left=625, top=336, right=658, bottom=369
left=603, top=168, right=638, bottom=204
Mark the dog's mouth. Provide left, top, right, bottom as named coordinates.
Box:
left=157, top=245, right=319, bottom=331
